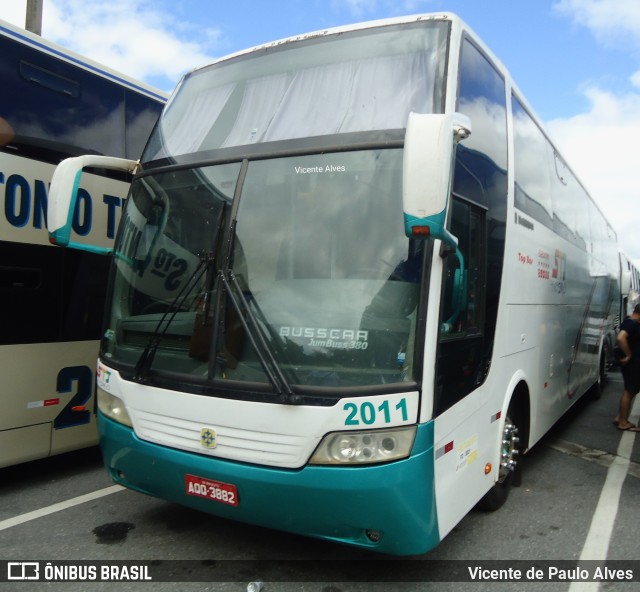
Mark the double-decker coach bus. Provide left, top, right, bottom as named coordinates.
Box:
left=47, top=13, right=619, bottom=554
left=0, top=19, right=167, bottom=468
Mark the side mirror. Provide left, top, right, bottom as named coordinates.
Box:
left=402, top=112, right=471, bottom=250
left=48, top=155, right=138, bottom=253
left=620, top=269, right=632, bottom=296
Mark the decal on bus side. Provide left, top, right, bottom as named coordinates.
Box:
left=0, top=169, right=123, bottom=240
left=97, top=364, right=113, bottom=391
left=455, top=435, right=478, bottom=471
left=53, top=365, right=93, bottom=429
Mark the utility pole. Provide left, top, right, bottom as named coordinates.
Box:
left=25, top=0, right=44, bottom=36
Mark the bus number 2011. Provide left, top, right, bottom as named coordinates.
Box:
left=343, top=399, right=408, bottom=426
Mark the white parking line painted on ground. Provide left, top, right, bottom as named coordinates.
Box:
left=0, top=485, right=123, bottom=532
left=567, top=406, right=638, bottom=592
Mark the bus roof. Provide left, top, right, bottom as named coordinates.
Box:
left=186, top=12, right=459, bottom=76
left=180, top=12, right=508, bottom=95
left=0, top=18, right=168, bottom=103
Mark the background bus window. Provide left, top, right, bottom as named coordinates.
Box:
left=125, top=90, right=165, bottom=159
left=0, top=242, right=110, bottom=345
left=0, top=33, right=163, bottom=163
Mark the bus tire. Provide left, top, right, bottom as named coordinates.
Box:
left=476, top=406, right=521, bottom=511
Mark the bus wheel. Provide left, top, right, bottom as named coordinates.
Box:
left=476, top=411, right=520, bottom=511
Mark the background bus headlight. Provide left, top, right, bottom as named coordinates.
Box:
left=97, top=388, right=133, bottom=427
left=309, top=426, right=416, bottom=465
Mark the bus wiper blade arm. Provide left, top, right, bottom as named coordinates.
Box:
left=218, top=269, right=300, bottom=404
left=133, top=255, right=209, bottom=382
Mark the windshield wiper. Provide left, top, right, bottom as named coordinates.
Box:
left=133, top=254, right=210, bottom=382
left=218, top=269, right=300, bottom=404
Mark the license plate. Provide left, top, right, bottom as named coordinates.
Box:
left=185, top=474, right=239, bottom=507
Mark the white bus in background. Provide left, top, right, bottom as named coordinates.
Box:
left=48, top=13, right=620, bottom=555
left=0, top=19, right=167, bottom=468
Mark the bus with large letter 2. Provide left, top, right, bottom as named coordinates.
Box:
left=0, top=19, right=166, bottom=468
left=47, top=13, right=619, bottom=555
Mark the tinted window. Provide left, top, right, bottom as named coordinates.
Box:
left=0, top=241, right=110, bottom=344
left=0, top=34, right=163, bottom=163
left=512, top=92, right=617, bottom=264
left=436, top=37, right=508, bottom=415
left=454, top=38, right=507, bottom=339
left=454, top=37, right=508, bottom=205
left=436, top=198, right=487, bottom=413
left=125, top=90, right=163, bottom=159
left=512, top=96, right=554, bottom=229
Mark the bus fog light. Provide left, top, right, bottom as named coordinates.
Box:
left=97, top=389, right=133, bottom=427
left=309, top=426, right=416, bottom=465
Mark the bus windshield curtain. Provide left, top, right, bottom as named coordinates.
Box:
left=161, top=82, right=235, bottom=157
left=257, top=53, right=433, bottom=143
left=154, top=51, right=437, bottom=159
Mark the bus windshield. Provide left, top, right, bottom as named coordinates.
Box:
left=102, top=149, right=425, bottom=393
left=143, top=21, right=448, bottom=160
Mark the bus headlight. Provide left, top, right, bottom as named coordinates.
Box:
left=309, top=426, right=416, bottom=465
left=97, top=388, right=133, bottom=427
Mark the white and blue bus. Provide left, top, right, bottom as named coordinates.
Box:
left=0, top=18, right=166, bottom=468
left=47, top=13, right=619, bottom=555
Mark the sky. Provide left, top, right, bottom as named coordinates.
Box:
left=1, top=0, right=640, bottom=263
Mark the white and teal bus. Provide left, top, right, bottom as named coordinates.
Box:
left=47, top=13, right=619, bottom=555
left=0, top=19, right=166, bottom=468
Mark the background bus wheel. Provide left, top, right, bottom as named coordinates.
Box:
left=477, top=412, right=520, bottom=511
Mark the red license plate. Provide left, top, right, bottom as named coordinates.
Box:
left=185, top=474, right=239, bottom=507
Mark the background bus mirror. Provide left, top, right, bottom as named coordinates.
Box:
left=402, top=111, right=471, bottom=250
left=48, top=155, right=138, bottom=253
left=620, top=269, right=632, bottom=296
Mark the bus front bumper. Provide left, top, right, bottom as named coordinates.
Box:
left=99, top=414, right=439, bottom=556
